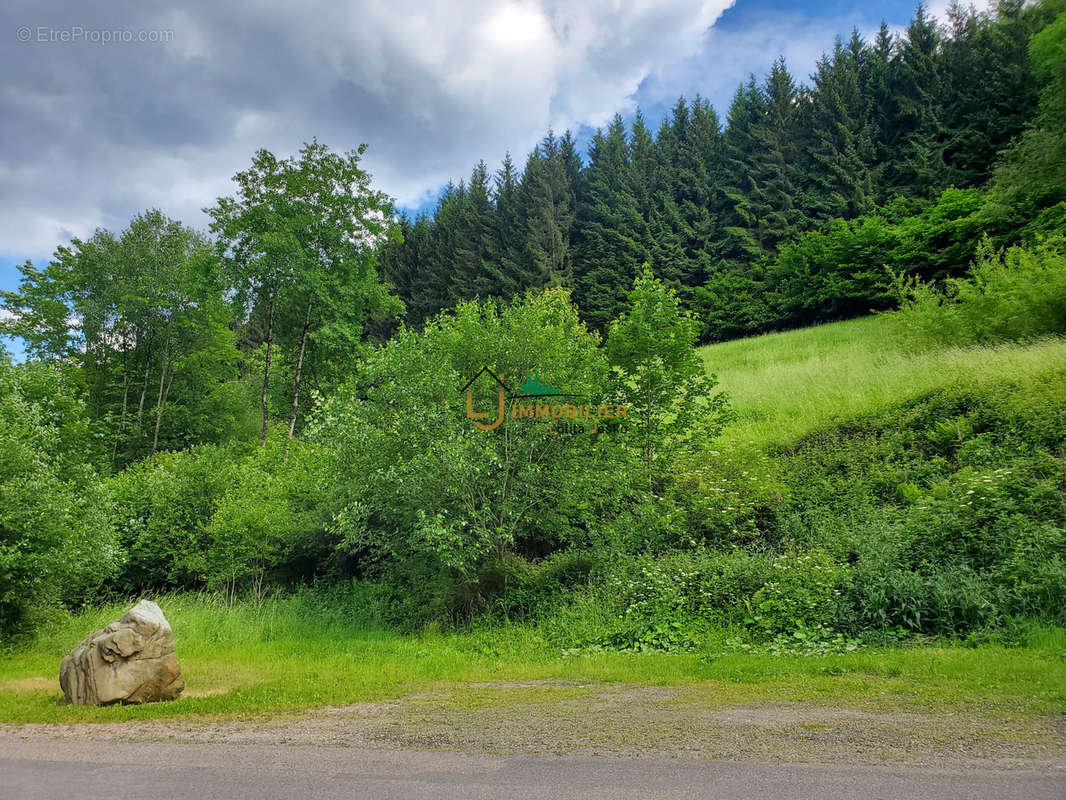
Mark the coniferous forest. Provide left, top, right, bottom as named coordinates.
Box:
left=380, top=1, right=1064, bottom=339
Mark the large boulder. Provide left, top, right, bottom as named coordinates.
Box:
left=59, top=599, right=185, bottom=706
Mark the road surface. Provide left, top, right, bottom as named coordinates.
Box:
left=1, top=739, right=1063, bottom=800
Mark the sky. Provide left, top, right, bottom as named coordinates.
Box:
left=1, top=0, right=958, bottom=313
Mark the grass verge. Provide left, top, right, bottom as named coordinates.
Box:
left=1, top=594, right=1064, bottom=725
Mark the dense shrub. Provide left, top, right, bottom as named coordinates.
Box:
left=106, top=443, right=242, bottom=592
left=0, top=361, right=117, bottom=637
left=311, top=281, right=728, bottom=624
left=202, top=433, right=335, bottom=597
left=891, top=237, right=1066, bottom=346
left=780, top=370, right=1066, bottom=635
left=106, top=430, right=335, bottom=597
left=310, top=289, right=628, bottom=623
left=537, top=368, right=1066, bottom=648
left=748, top=551, right=851, bottom=634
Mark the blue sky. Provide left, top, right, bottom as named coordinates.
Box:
left=2, top=0, right=952, bottom=359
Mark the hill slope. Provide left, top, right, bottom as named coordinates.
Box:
left=699, top=315, right=1066, bottom=447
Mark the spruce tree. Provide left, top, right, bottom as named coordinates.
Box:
left=453, top=161, right=497, bottom=301
left=941, top=0, right=1044, bottom=188
left=803, top=34, right=877, bottom=221
left=572, top=115, right=648, bottom=331
left=491, top=152, right=530, bottom=298
left=522, top=131, right=576, bottom=286
left=716, top=79, right=764, bottom=272
left=749, top=58, right=807, bottom=253
left=884, top=3, right=949, bottom=199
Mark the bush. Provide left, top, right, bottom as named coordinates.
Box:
left=107, top=429, right=335, bottom=598
left=549, top=549, right=773, bottom=649
left=768, top=188, right=996, bottom=331
left=891, top=237, right=1066, bottom=347
left=666, top=446, right=788, bottom=549
left=779, top=369, right=1066, bottom=636
left=106, top=443, right=242, bottom=592
left=0, top=361, right=117, bottom=637
left=747, top=551, right=851, bottom=635
left=310, top=285, right=729, bottom=624
left=203, top=432, right=334, bottom=598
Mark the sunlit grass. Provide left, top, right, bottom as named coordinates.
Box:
left=700, top=315, right=1066, bottom=447
left=1, top=594, right=1063, bottom=723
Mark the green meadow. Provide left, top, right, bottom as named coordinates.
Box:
left=702, top=314, right=1066, bottom=448
left=3, top=315, right=1064, bottom=725
left=1, top=591, right=1064, bottom=724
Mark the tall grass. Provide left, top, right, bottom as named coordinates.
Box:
left=700, top=314, right=1066, bottom=447
left=1, top=592, right=1063, bottom=723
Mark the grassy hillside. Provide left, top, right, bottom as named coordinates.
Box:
left=2, top=314, right=1065, bottom=723
left=700, top=315, right=1066, bottom=447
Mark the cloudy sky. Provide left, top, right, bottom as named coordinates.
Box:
left=2, top=0, right=954, bottom=291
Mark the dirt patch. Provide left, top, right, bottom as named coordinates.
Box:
left=0, top=677, right=55, bottom=693
left=2, top=680, right=1064, bottom=768
left=181, top=688, right=230, bottom=698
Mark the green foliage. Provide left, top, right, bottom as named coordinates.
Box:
left=0, top=361, right=117, bottom=638
left=106, top=444, right=243, bottom=592
left=3, top=590, right=1065, bottom=725
left=203, top=433, right=334, bottom=596
left=311, top=288, right=628, bottom=623
left=207, top=140, right=401, bottom=447
left=606, top=266, right=731, bottom=483
left=770, top=187, right=994, bottom=328
left=534, top=354, right=1066, bottom=649
left=747, top=552, right=851, bottom=635
left=106, top=431, right=334, bottom=596
left=664, top=447, right=788, bottom=549
left=571, top=116, right=648, bottom=332
left=4, top=2, right=1065, bottom=651
left=780, top=371, right=1066, bottom=635
left=0, top=211, right=255, bottom=467
left=991, top=3, right=1066, bottom=209
left=891, top=237, right=1066, bottom=346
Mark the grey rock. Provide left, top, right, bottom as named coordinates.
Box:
left=59, top=600, right=185, bottom=706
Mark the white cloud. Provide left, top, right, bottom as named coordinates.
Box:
left=1, top=0, right=736, bottom=257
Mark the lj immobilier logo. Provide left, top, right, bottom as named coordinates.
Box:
left=459, top=367, right=628, bottom=433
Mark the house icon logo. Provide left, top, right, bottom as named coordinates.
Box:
left=459, top=367, right=509, bottom=430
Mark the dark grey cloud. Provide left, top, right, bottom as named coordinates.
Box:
left=2, top=0, right=737, bottom=257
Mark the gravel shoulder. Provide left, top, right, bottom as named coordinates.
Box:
left=2, top=680, right=1064, bottom=768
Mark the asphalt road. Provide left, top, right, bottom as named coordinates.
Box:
left=1, top=740, right=1063, bottom=800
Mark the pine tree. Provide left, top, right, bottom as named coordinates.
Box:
left=421, top=182, right=465, bottom=318
left=572, top=115, right=648, bottom=331
left=453, top=161, right=497, bottom=301
left=716, top=79, right=764, bottom=271
left=647, top=97, right=722, bottom=290
left=378, top=214, right=414, bottom=305
left=802, top=34, right=877, bottom=221
left=699, top=79, right=773, bottom=341
left=400, top=215, right=436, bottom=325
left=867, top=21, right=897, bottom=201
left=884, top=3, right=949, bottom=199
left=749, top=58, right=807, bottom=253
left=628, top=110, right=658, bottom=250
left=941, top=0, right=1044, bottom=188
left=522, top=131, right=576, bottom=286
left=490, top=152, right=530, bottom=298
left=647, top=101, right=695, bottom=289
